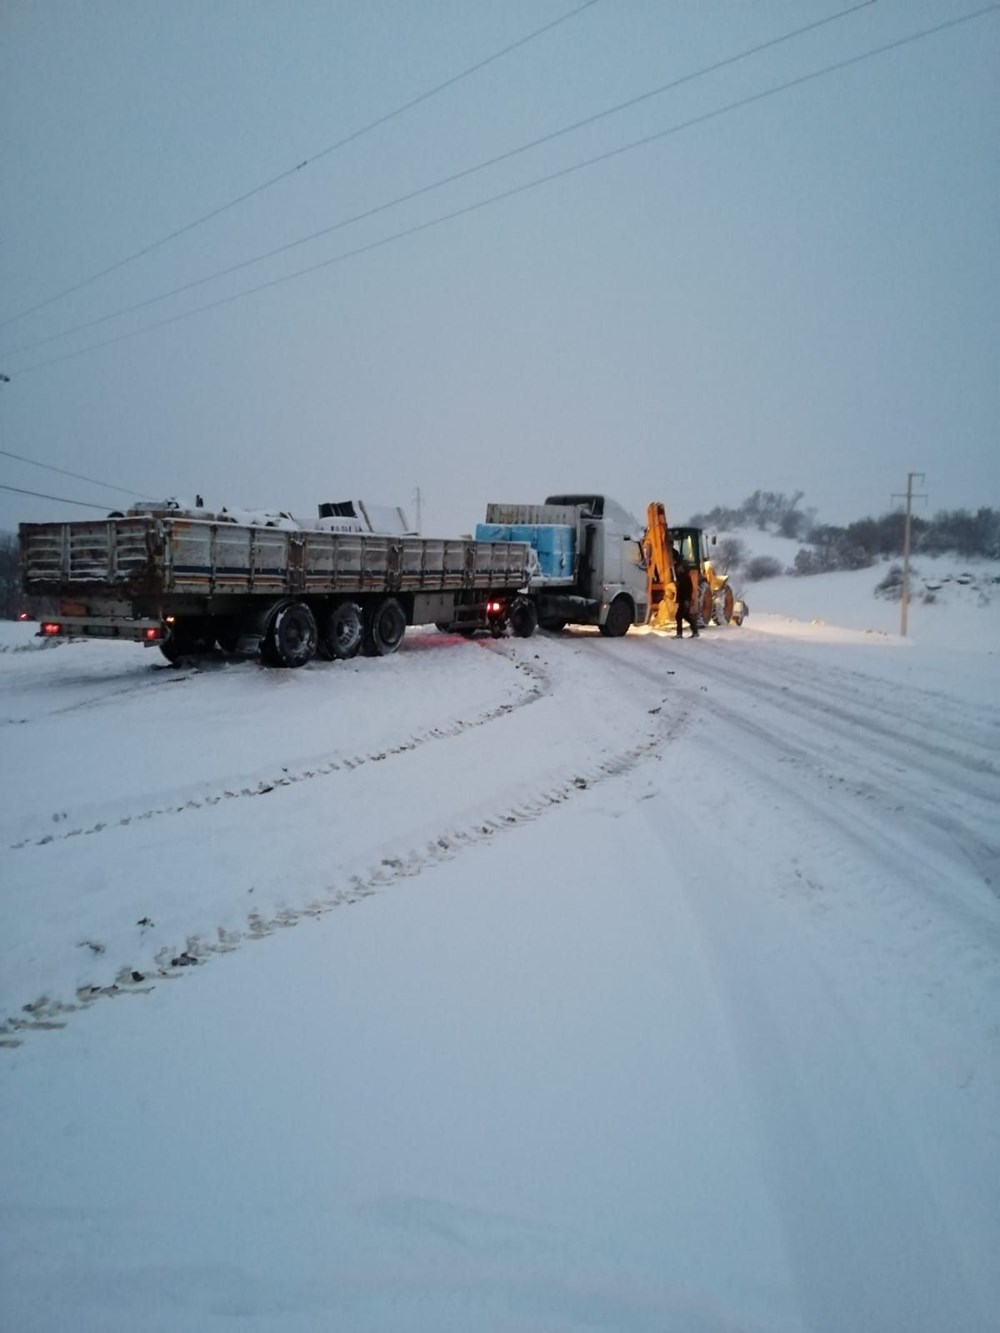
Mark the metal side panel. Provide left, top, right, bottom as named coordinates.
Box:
left=330, top=534, right=366, bottom=589
left=113, top=521, right=153, bottom=581
left=397, top=537, right=431, bottom=589
left=443, top=540, right=470, bottom=588
left=21, top=519, right=155, bottom=588
left=21, top=524, right=70, bottom=584
left=250, top=527, right=292, bottom=594
left=470, top=541, right=531, bottom=588
left=66, top=523, right=117, bottom=583
left=165, top=521, right=216, bottom=593
left=301, top=532, right=393, bottom=593
left=301, top=531, right=338, bottom=589
left=398, top=537, right=462, bottom=590
left=213, top=525, right=255, bottom=593
left=359, top=536, right=391, bottom=591
left=162, top=520, right=292, bottom=595
left=485, top=503, right=580, bottom=527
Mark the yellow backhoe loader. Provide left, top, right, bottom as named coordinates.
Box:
left=643, top=502, right=747, bottom=630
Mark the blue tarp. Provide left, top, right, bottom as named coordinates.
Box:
left=476, top=523, right=575, bottom=580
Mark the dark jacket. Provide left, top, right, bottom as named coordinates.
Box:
left=674, top=561, right=692, bottom=609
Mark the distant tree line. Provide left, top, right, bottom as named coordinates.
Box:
left=688, top=493, right=1000, bottom=580
left=690, top=489, right=816, bottom=540
left=0, top=532, right=20, bottom=618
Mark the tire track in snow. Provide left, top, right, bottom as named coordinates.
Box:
left=8, top=649, right=550, bottom=852
left=690, top=637, right=1000, bottom=789
left=0, top=661, right=192, bottom=728
left=0, top=697, right=688, bottom=1046
left=608, top=634, right=1000, bottom=899
left=591, top=635, right=1000, bottom=1053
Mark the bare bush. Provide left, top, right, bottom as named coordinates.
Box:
left=745, top=555, right=783, bottom=582
left=714, top=536, right=747, bottom=572
left=873, top=564, right=905, bottom=602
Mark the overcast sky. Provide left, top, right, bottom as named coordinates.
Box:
left=1, top=0, right=997, bottom=537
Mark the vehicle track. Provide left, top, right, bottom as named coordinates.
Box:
left=0, top=663, right=192, bottom=728
left=609, top=634, right=1000, bottom=866
left=8, top=645, right=550, bottom=851
left=1, top=687, right=688, bottom=1046
left=596, top=634, right=1000, bottom=946
left=688, top=636, right=1000, bottom=784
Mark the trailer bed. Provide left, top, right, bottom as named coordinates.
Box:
left=20, top=517, right=530, bottom=602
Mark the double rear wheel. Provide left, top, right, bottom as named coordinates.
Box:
left=261, top=602, right=318, bottom=668
left=320, top=602, right=364, bottom=660
left=362, top=597, right=407, bottom=657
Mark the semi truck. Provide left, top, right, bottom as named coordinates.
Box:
left=467, top=493, right=649, bottom=637
left=18, top=500, right=531, bottom=667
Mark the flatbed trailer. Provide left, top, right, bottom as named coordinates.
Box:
left=19, top=511, right=532, bottom=666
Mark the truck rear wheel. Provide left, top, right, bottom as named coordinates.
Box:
left=599, top=595, right=633, bottom=638
left=320, top=601, right=363, bottom=660
left=364, top=597, right=407, bottom=656
left=509, top=597, right=538, bottom=638
left=261, top=601, right=318, bottom=668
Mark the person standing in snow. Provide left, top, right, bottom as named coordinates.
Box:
left=673, top=550, right=699, bottom=639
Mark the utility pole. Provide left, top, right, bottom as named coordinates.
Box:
left=891, top=472, right=926, bottom=637
left=412, top=486, right=422, bottom=535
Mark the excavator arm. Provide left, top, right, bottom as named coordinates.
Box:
left=643, top=502, right=682, bottom=629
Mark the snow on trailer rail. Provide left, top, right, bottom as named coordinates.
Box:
left=19, top=510, right=533, bottom=668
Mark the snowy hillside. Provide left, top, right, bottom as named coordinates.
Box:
left=2, top=581, right=998, bottom=1332
left=713, top=527, right=1000, bottom=650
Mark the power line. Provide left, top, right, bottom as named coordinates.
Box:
left=3, top=0, right=878, bottom=361
left=0, top=0, right=599, bottom=332
left=0, top=483, right=128, bottom=512
left=0, top=447, right=153, bottom=500
left=12, top=4, right=997, bottom=378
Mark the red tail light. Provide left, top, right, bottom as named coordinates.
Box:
left=487, top=600, right=503, bottom=615
left=144, top=627, right=161, bottom=642
left=41, top=622, right=62, bottom=636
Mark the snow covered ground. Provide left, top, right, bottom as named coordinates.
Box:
left=2, top=560, right=998, bottom=1332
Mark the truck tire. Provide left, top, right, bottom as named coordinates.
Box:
left=261, top=601, right=318, bottom=668
left=509, top=597, right=538, bottom=638
left=320, top=601, right=363, bottom=660
left=599, top=595, right=633, bottom=638
left=364, top=597, right=407, bottom=656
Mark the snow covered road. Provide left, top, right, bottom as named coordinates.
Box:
left=2, top=619, right=998, bottom=1331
